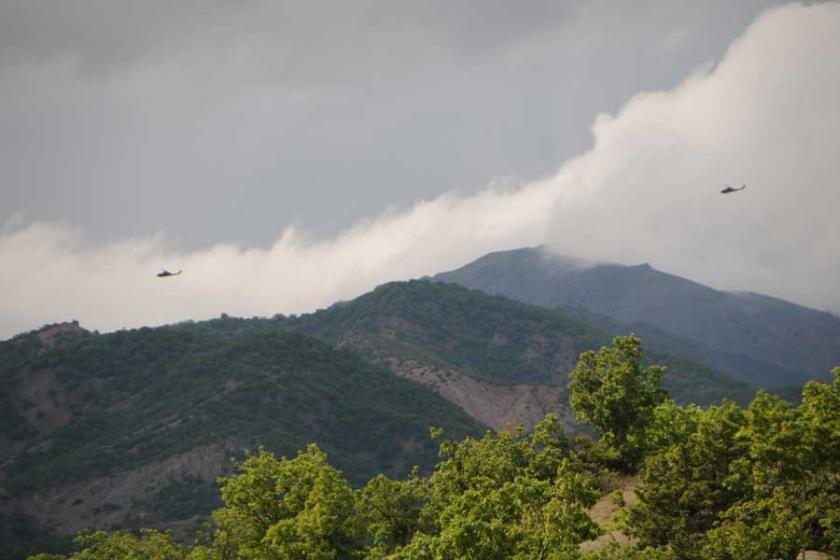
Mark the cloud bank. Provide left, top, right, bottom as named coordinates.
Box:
left=2, top=2, right=839, bottom=338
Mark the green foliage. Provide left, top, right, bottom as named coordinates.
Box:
left=294, top=280, right=603, bottom=386
left=583, top=543, right=677, bottom=560
left=356, top=470, right=427, bottom=550
left=629, top=402, right=748, bottom=558
left=164, top=416, right=599, bottom=560
left=5, top=329, right=480, bottom=494
left=701, top=487, right=812, bottom=560
left=18, top=335, right=840, bottom=560
left=28, top=529, right=187, bottom=560
left=403, top=415, right=599, bottom=559
left=206, top=445, right=363, bottom=560
left=569, top=335, right=667, bottom=470
left=629, top=367, right=840, bottom=559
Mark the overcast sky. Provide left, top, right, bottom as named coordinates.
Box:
left=2, top=1, right=839, bottom=337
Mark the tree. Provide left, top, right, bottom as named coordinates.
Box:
left=629, top=402, right=747, bottom=559
left=356, top=470, right=427, bottom=553
left=205, top=444, right=363, bottom=560
left=582, top=542, right=677, bottom=559
left=569, top=335, right=666, bottom=470
left=395, top=416, right=600, bottom=559
left=701, top=487, right=811, bottom=560
left=705, top=370, right=840, bottom=559
left=27, top=529, right=187, bottom=560
left=631, top=368, right=840, bottom=559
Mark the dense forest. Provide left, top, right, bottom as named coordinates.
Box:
left=27, top=336, right=840, bottom=559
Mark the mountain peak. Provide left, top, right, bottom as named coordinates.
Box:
left=436, top=247, right=840, bottom=388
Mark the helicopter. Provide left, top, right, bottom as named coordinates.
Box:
left=156, top=270, right=182, bottom=278
left=721, top=184, right=746, bottom=194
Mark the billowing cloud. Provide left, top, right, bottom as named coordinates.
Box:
left=545, top=2, right=840, bottom=311
left=0, top=183, right=557, bottom=336
left=2, top=2, right=839, bottom=338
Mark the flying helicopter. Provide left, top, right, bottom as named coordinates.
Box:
left=721, top=184, right=746, bottom=194
left=156, top=270, right=182, bottom=278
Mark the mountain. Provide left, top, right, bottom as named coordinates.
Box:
left=435, top=247, right=840, bottom=388
left=0, top=323, right=480, bottom=558
left=175, top=280, right=751, bottom=429
left=0, top=278, right=761, bottom=557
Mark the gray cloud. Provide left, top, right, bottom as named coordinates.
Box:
left=0, top=0, right=781, bottom=248
left=1, top=2, right=838, bottom=339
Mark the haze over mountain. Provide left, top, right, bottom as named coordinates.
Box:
left=436, top=247, right=840, bottom=388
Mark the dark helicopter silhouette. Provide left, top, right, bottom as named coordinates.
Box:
left=721, top=184, right=746, bottom=194
left=156, top=270, right=182, bottom=278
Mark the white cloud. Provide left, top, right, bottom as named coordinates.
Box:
left=0, top=183, right=559, bottom=337
left=2, top=2, right=839, bottom=338
left=545, top=2, right=840, bottom=312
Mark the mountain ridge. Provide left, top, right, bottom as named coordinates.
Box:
left=435, top=247, right=840, bottom=388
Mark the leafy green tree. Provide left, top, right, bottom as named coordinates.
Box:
left=205, top=444, right=363, bottom=560
left=569, top=335, right=667, bottom=470
left=395, top=416, right=599, bottom=559
left=27, top=529, right=187, bottom=560
left=631, top=368, right=840, bottom=559
left=707, top=370, right=840, bottom=558
left=582, top=542, right=677, bottom=559
left=356, top=470, right=427, bottom=553
left=701, top=486, right=811, bottom=560
left=629, top=402, right=747, bottom=559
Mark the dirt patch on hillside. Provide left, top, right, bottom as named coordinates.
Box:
left=333, top=330, right=576, bottom=431
left=382, top=356, right=575, bottom=431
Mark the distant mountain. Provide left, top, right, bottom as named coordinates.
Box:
left=0, top=323, right=480, bottom=558
left=435, top=247, right=840, bottom=388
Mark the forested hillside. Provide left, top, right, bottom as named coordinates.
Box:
left=0, top=324, right=480, bottom=559
left=179, top=281, right=754, bottom=428
left=25, top=336, right=840, bottom=560
left=0, top=280, right=799, bottom=558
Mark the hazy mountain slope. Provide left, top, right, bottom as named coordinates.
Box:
left=176, top=281, right=752, bottom=429
left=0, top=323, right=480, bottom=558
left=285, top=281, right=754, bottom=415
left=294, top=280, right=599, bottom=385
left=435, top=247, right=840, bottom=388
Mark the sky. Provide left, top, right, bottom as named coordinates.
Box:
left=1, top=1, right=839, bottom=338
